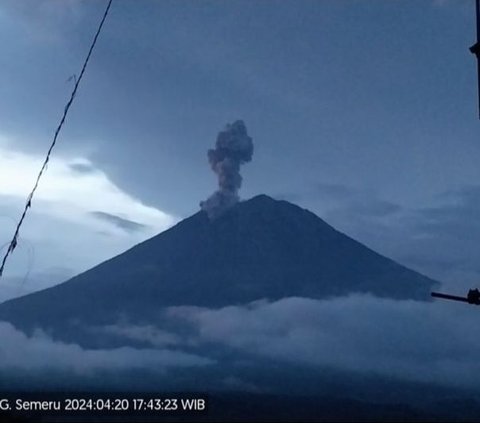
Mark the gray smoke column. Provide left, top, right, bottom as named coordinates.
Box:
left=200, top=120, right=254, bottom=219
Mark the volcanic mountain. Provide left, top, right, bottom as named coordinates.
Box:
left=0, top=194, right=438, bottom=336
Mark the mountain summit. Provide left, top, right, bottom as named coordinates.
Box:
left=0, top=195, right=438, bottom=334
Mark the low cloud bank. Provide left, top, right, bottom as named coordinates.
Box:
left=0, top=321, right=212, bottom=375
left=167, top=294, right=480, bottom=390
left=1, top=294, right=479, bottom=392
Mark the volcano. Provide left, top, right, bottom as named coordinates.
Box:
left=0, top=194, right=438, bottom=337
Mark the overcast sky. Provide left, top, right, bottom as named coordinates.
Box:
left=1, top=0, right=480, bottom=300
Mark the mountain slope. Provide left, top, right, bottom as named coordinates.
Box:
left=0, top=195, right=438, bottom=333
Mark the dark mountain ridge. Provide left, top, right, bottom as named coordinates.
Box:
left=0, top=194, right=438, bottom=335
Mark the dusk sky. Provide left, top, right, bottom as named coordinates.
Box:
left=1, top=0, right=479, bottom=300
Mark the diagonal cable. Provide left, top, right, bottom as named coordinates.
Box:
left=0, top=0, right=114, bottom=278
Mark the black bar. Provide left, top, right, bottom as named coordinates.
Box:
left=477, top=0, right=480, bottom=118
left=477, top=58, right=480, bottom=119
left=476, top=0, right=480, bottom=40
left=471, top=0, right=480, bottom=119
left=431, top=292, right=469, bottom=303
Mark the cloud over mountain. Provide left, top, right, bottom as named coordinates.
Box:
left=0, top=139, right=176, bottom=288
left=1, top=293, right=479, bottom=392
left=0, top=320, right=212, bottom=375
left=168, top=294, right=480, bottom=389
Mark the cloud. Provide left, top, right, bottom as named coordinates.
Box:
left=377, top=185, right=480, bottom=289
left=0, top=321, right=212, bottom=375
left=166, top=295, right=480, bottom=390
left=3, top=293, right=480, bottom=393
left=284, top=183, right=403, bottom=222
left=314, top=183, right=402, bottom=219
left=0, top=139, right=177, bottom=290
left=90, top=211, right=148, bottom=233
left=69, top=161, right=96, bottom=175
left=328, top=199, right=402, bottom=221
left=0, top=142, right=175, bottom=232
left=315, top=183, right=353, bottom=201
left=94, top=323, right=181, bottom=348
left=0, top=0, right=85, bottom=45
left=288, top=183, right=480, bottom=291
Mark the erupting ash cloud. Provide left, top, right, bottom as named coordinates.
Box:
left=200, top=120, right=254, bottom=219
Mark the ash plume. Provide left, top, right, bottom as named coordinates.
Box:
left=200, top=120, right=254, bottom=219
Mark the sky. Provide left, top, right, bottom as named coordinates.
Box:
left=1, top=0, right=480, bottom=300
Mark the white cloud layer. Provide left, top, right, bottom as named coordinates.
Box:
left=0, top=321, right=212, bottom=374
left=167, top=294, right=480, bottom=390
left=0, top=139, right=174, bottom=231
left=0, top=138, right=177, bottom=294
left=1, top=294, right=480, bottom=392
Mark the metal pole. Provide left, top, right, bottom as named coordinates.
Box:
left=476, top=0, right=480, bottom=119
left=470, top=0, right=480, bottom=119
left=431, top=292, right=469, bottom=303
left=476, top=0, right=480, bottom=40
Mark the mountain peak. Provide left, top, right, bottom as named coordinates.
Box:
left=239, top=194, right=294, bottom=213
left=205, top=194, right=286, bottom=221
left=0, top=194, right=439, bottom=338
left=245, top=193, right=277, bottom=204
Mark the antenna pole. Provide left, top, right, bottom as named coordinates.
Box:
left=431, top=292, right=469, bottom=303
left=432, top=290, right=480, bottom=305
left=470, top=0, right=480, bottom=119
left=476, top=0, right=480, bottom=41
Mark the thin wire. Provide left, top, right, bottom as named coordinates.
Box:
left=0, top=0, right=114, bottom=278
left=0, top=238, right=35, bottom=292
left=0, top=215, right=34, bottom=286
